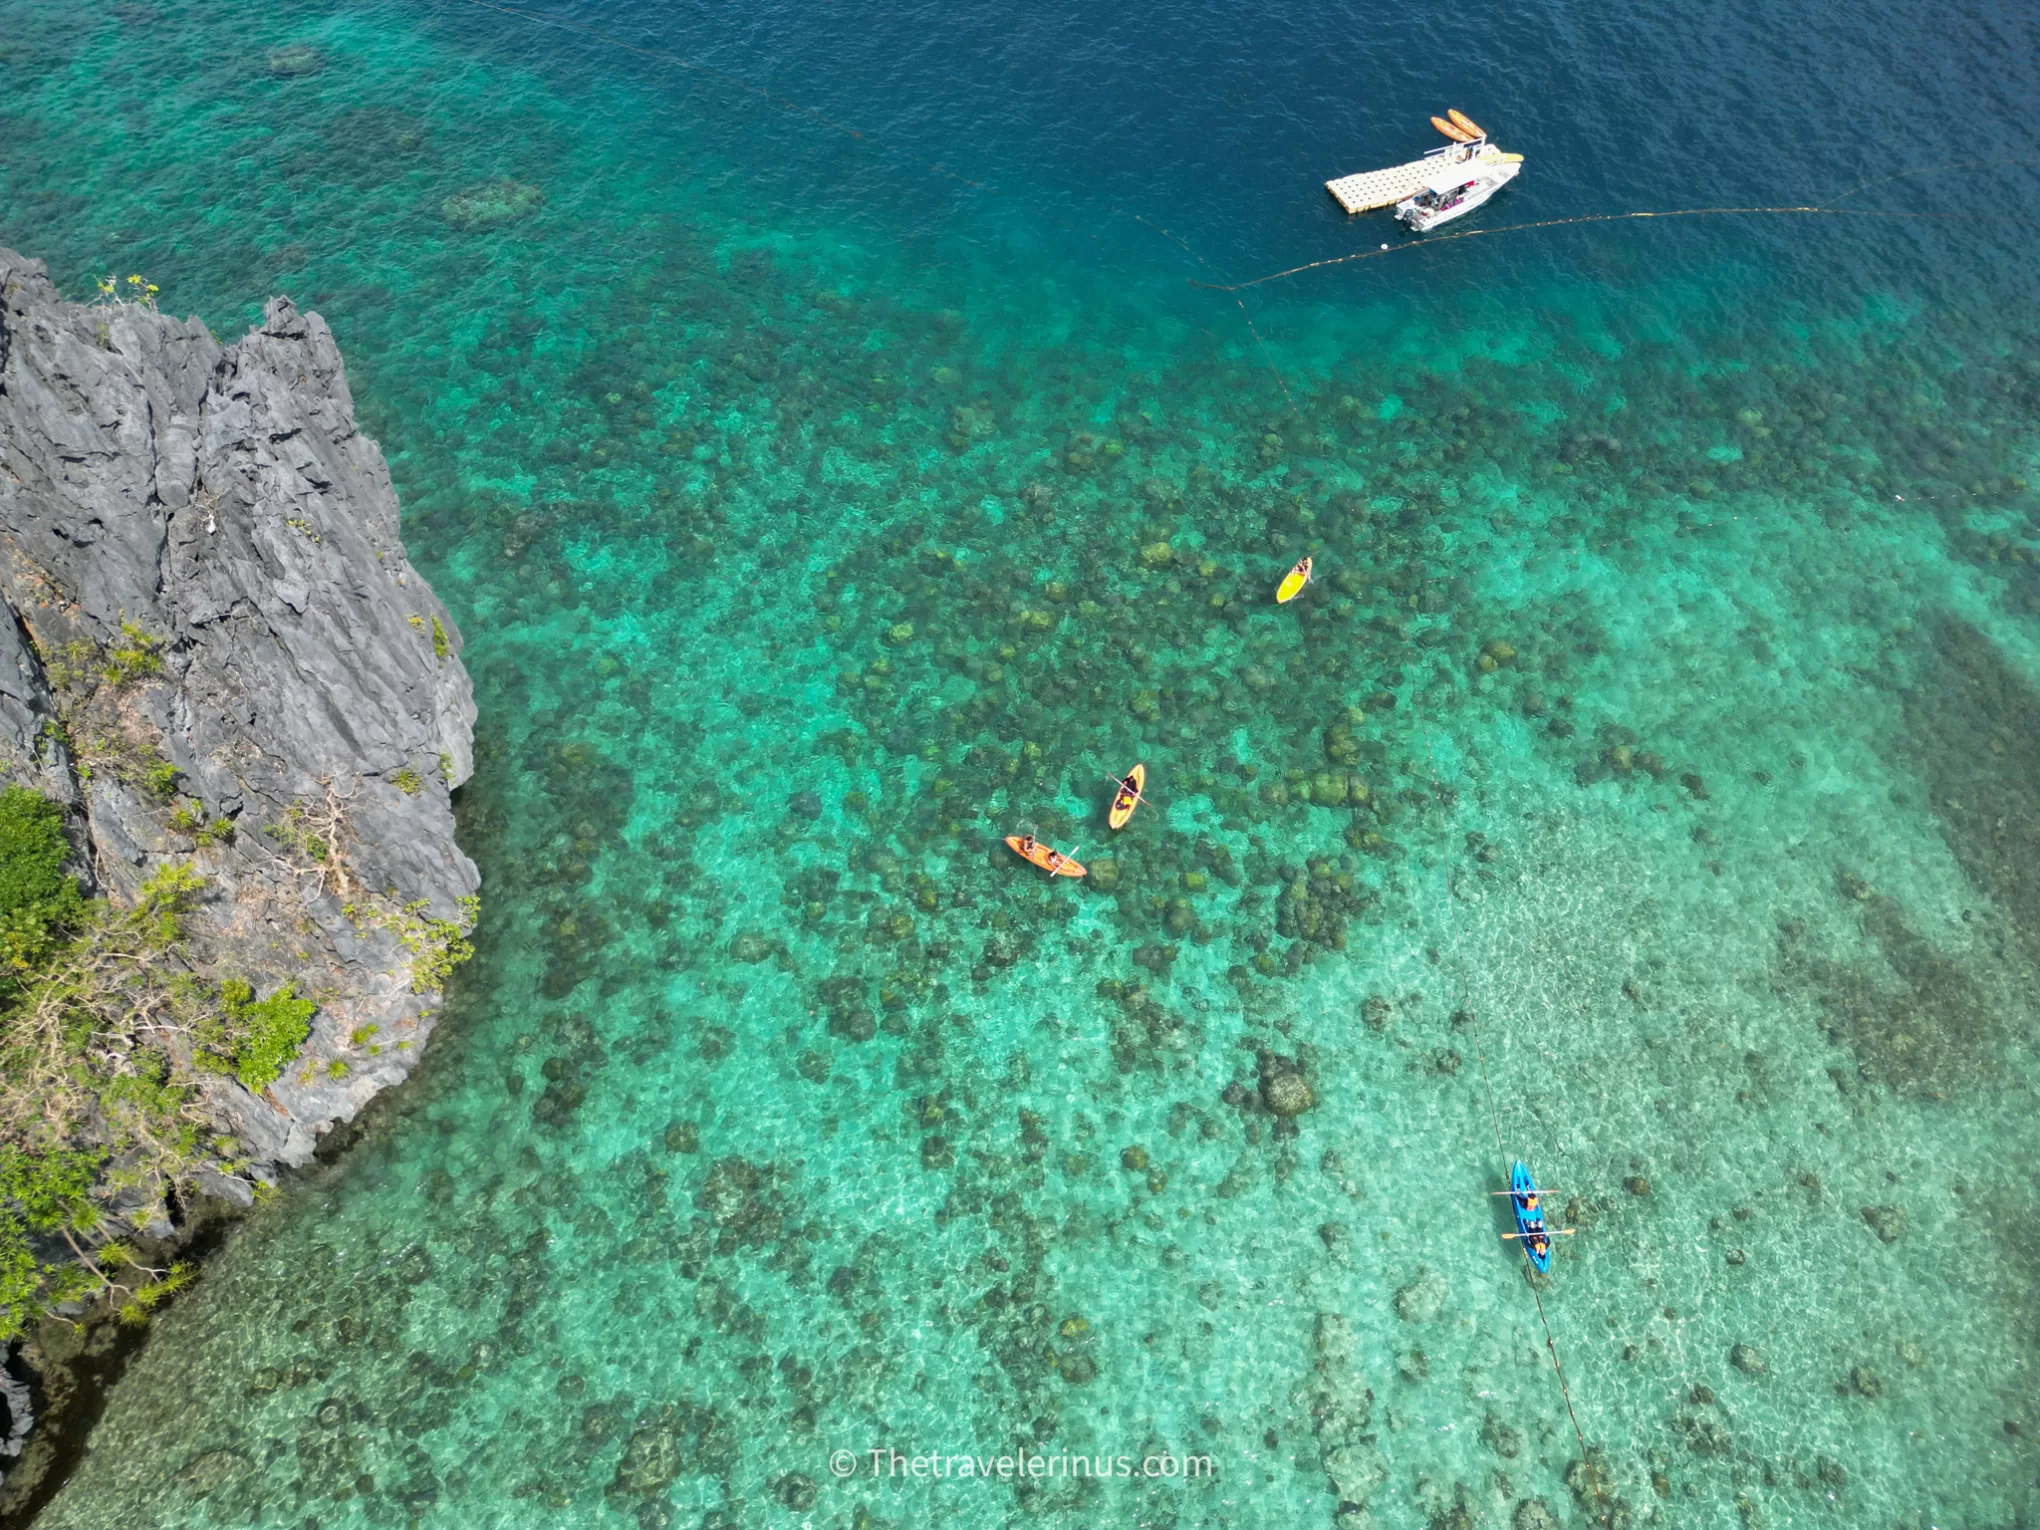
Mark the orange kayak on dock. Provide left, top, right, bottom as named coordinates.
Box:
left=1108, top=763, right=1146, bottom=830
left=1276, top=556, right=1313, bottom=604
left=1005, top=835, right=1086, bottom=878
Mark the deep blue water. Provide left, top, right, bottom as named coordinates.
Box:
left=445, top=0, right=2040, bottom=295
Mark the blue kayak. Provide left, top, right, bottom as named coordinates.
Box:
left=1509, top=1160, right=1553, bottom=1273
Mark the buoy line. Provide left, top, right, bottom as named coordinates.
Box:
left=1190, top=204, right=1965, bottom=294
left=1460, top=973, right=1594, bottom=1464
left=446, top=3, right=2024, bottom=426
left=1395, top=613, right=1595, bottom=1465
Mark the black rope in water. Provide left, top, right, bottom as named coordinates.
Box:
left=451, top=3, right=2020, bottom=426
left=1190, top=205, right=1963, bottom=294
left=1529, top=1275, right=1593, bottom=1463
left=1400, top=625, right=1592, bottom=1464
left=1460, top=985, right=1592, bottom=1462
left=1119, top=210, right=1299, bottom=412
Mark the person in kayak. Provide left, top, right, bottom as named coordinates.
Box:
left=1019, top=833, right=1038, bottom=857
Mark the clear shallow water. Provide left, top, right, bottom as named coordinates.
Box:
left=5, top=0, right=2040, bottom=1525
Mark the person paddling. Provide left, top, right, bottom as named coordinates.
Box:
left=1106, top=762, right=1148, bottom=831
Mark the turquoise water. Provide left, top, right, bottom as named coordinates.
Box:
left=6, top=0, right=2040, bottom=1525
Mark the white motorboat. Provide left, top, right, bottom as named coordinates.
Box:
left=1394, top=147, right=1520, bottom=232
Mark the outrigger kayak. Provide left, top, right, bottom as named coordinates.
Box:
left=1005, top=834, right=1086, bottom=878
left=1108, top=763, right=1146, bottom=830
left=1276, top=556, right=1313, bottom=604
left=1508, top=1160, right=1553, bottom=1273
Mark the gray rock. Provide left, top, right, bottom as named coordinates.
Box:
left=1394, top=1267, right=1446, bottom=1323
left=1307, top=1307, right=1379, bottom=1509
left=1480, top=1411, right=1521, bottom=1458
left=0, top=1352, right=30, bottom=1460
left=1860, top=1203, right=1907, bottom=1243
left=1314, top=1311, right=1357, bottom=1363
left=0, top=248, right=477, bottom=1169
left=1259, top=1051, right=1317, bottom=1116
left=0, top=608, right=75, bottom=806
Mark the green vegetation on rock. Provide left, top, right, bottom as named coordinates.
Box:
left=344, top=892, right=480, bottom=993
left=0, top=786, right=86, bottom=976
left=0, top=789, right=317, bottom=1339
left=102, top=619, right=165, bottom=685
left=193, top=979, right=317, bottom=1093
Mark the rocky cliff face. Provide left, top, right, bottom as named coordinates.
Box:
left=0, top=247, right=478, bottom=1177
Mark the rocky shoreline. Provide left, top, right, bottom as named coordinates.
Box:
left=0, top=249, right=478, bottom=1516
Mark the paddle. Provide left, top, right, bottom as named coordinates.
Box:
left=1017, top=836, right=1080, bottom=881
left=1489, top=1189, right=1572, bottom=1196
left=1502, top=1228, right=1577, bottom=1240
left=1100, top=773, right=1161, bottom=810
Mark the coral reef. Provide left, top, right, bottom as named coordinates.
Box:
left=440, top=179, right=545, bottom=231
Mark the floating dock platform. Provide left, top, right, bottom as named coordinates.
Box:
left=1325, top=145, right=1512, bottom=215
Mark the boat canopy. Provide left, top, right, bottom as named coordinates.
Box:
left=1421, top=165, right=1480, bottom=194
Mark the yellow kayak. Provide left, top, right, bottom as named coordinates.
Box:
left=1107, top=763, right=1145, bottom=831
left=1431, top=114, right=1475, bottom=143
left=1449, top=108, right=1486, bottom=138
left=1275, top=556, right=1312, bottom=605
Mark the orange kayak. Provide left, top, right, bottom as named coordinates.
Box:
left=1108, top=763, right=1146, bottom=831
left=1275, top=556, right=1312, bottom=604
left=1448, top=108, right=1486, bottom=139
left=1005, top=835, right=1086, bottom=878
left=1431, top=114, right=1475, bottom=143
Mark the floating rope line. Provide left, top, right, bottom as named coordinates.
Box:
left=1189, top=205, right=1960, bottom=293
left=1230, top=294, right=1298, bottom=413
left=1461, top=984, right=1593, bottom=1463
left=1397, top=621, right=1593, bottom=1464
left=452, top=1, right=2010, bottom=414
left=1117, top=209, right=1299, bottom=410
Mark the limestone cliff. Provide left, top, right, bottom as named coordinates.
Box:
left=0, top=247, right=478, bottom=1178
